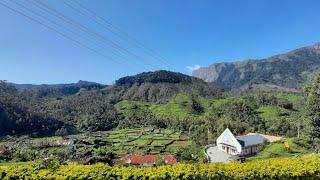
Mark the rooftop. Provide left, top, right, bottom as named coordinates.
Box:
left=236, top=134, right=266, bottom=147
left=247, top=133, right=283, bottom=143
left=122, top=154, right=176, bottom=165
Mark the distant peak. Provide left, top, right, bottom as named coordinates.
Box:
left=77, top=80, right=88, bottom=84
left=313, top=43, right=320, bottom=50
left=76, top=80, right=100, bottom=85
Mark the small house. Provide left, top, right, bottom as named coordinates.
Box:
left=216, top=128, right=266, bottom=157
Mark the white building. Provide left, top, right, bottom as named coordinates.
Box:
left=216, top=128, right=266, bottom=156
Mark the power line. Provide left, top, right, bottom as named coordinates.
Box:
left=31, top=0, right=160, bottom=70
left=27, top=0, right=151, bottom=71
left=14, top=0, right=149, bottom=71
left=0, top=0, right=139, bottom=72
left=68, top=0, right=174, bottom=67
left=68, top=0, right=175, bottom=70
left=12, top=0, right=103, bottom=51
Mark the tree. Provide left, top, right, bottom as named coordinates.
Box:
left=55, top=127, right=68, bottom=137
left=305, top=71, right=320, bottom=152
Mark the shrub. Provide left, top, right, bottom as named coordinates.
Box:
left=1, top=156, right=320, bottom=179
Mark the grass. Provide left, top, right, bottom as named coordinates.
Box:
left=257, top=105, right=296, bottom=121
left=127, top=139, right=150, bottom=147
left=107, top=134, right=125, bottom=139
left=151, top=140, right=174, bottom=147
left=140, top=134, right=153, bottom=139
left=276, top=93, right=304, bottom=104
left=114, top=100, right=151, bottom=117
left=114, top=93, right=217, bottom=120
left=212, top=97, right=235, bottom=108
left=166, top=140, right=191, bottom=151
left=114, top=92, right=305, bottom=126
left=114, top=96, right=200, bottom=120
left=161, top=129, right=175, bottom=135
left=257, top=105, right=301, bottom=130
left=169, top=132, right=181, bottom=138
left=257, top=106, right=280, bottom=120
left=249, top=138, right=309, bottom=160
left=150, top=103, right=196, bottom=119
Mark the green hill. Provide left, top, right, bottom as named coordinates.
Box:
left=0, top=71, right=221, bottom=136
left=112, top=70, right=221, bottom=102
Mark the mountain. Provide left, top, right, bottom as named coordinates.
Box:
left=13, top=80, right=106, bottom=99
left=111, top=70, right=221, bottom=102
left=0, top=71, right=221, bottom=136
left=12, top=80, right=104, bottom=90
left=193, top=43, right=320, bottom=92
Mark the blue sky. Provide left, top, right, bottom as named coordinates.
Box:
left=0, top=0, right=320, bottom=84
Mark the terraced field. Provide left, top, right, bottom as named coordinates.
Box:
left=104, top=128, right=191, bottom=154
left=0, top=127, right=192, bottom=163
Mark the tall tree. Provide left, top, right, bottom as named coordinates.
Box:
left=305, top=71, right=320, bottom=152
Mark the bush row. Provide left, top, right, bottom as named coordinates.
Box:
left=1, top=156, right=320, bottom=179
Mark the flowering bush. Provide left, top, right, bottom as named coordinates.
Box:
left=1, top=156, right=320, bottom=179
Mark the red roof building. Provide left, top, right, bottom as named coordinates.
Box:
left=0, top=147, right=8, bottom=154
left=122, top=154, right=176, bottom=166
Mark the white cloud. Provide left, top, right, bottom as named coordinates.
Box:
left=186, top=65, right=201, bottom=72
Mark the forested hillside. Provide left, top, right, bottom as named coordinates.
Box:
left=0, top=70, right=310, bottom=150
left=0, top=71, right=221, bottom=137
left=113, top=71, right=220, bottom=102
left=15, top=80, right=106, bottom=99
left=0, top=82, right=63, bottom=136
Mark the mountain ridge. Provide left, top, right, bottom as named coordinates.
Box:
left=193, top=43, right=320, bottom=91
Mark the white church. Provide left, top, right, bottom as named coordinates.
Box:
left=206, top=128, right=266, bottom=163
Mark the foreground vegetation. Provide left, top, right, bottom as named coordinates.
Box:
left=1, top=156, right=320, bottom=179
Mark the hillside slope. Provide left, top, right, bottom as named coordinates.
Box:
left=111, top=70, right=220, bottom=102
left=0, top=82, right=64, bottom=136
left=0, top=70, right=306, bottom=140
left=0, top=71, right=220, bottom=136
left=193, top=43, right=320, bottom=91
